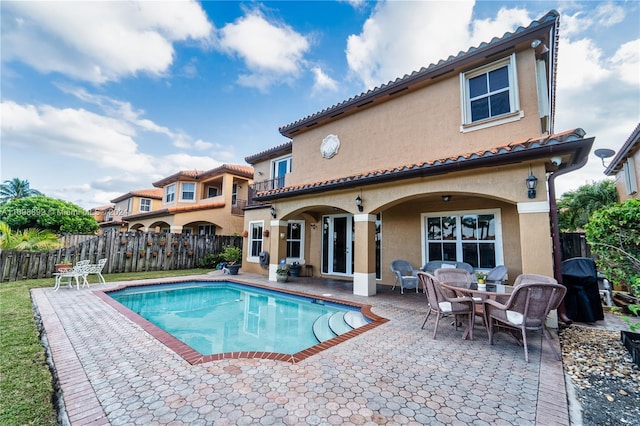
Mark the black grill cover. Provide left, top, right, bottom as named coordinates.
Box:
left=561, top=257, right=604, bottom=323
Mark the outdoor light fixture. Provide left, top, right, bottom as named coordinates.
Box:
left=310, top=223, right=317, bottom=230
left=355, top=195, right=363, bottom=212
left=442, top=195, right=451, bottom=202
left=526, top=172, right=538, bottom=199
left=270, top=205, right=276, bottom=219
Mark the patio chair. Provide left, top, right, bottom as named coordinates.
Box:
left=434, top=268, right=473, bottom=285
left=484, top=282, right=566, bottom=362
left=53, top=260, right=91, bottom=291
left=390, top=260, right=419, bottom=294
left=486, top=265, right=508, bottom=284
left=513, top=273, right=557, bottom=286
left=417, top=272, right=475, bottom=340
left=84, top=258, right=107, bottom=285
left=422, top=260, right=474, bottom=274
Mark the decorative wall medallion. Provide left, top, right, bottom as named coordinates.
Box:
left=321, top=134, right=340, bottom=159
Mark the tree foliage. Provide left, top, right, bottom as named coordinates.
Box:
left=0, top=196, right=98, bottom=234
left=585, top=198, right=640, bottom=294
left=557, top=180, right=618, bottom=232
left=0, top=221, right=61, bottom=251
left=0, top=178, right=43, bottom=205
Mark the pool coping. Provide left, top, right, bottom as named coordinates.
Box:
left=95, top=277, right=389, bottom=364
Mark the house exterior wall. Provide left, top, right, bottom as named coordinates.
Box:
left=285, top=49, right=541, bottom=189
left=613, top=147, right=640, bottom=201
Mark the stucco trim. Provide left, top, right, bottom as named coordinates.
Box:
left=517, top=201, right=550, bottom=213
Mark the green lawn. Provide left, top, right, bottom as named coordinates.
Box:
left=0, top=269, right=210, bottom=426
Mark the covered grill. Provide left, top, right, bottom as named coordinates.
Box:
left=561, top=257, right=604, bottom=323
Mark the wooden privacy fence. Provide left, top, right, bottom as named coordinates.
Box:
left=0, top=230, right=242, bottom=282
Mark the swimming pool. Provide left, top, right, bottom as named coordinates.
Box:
left=102, top=280, right=386, bottom=363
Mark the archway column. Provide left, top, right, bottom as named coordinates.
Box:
left=268, top=220, right=288, bottom=281
left=353, top=214, right=377, bottom=296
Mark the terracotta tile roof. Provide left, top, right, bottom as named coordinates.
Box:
left=278, top=10, right=559, bottom=137
left=152, top=164, right=254, bottom=187
left=110, top=189, right=163, bottom=203
left=604, top=122, right=640, bottom=175
left=122, top=201, right=225, bottom=221
left=245, top=141, right=293, bottom=164
left=89, top=204, right=114, bottom=212
left=253, top=129, right=594, bottom=201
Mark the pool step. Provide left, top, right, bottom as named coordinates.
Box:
left=312, top=311, right=370, bottom=343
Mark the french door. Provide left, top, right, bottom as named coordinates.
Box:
left=321, top=214, right=353, bottom=276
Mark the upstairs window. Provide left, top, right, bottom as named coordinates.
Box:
left=181, top=182, right=195, bottom=201
left=461, top=54, right=520, bottom=129
left=272, top=155, right=292, bottom=189
left=207, top=186, right=219, bottom=198
left=139, top=198, right=151, bottom=212
left=165, top=184, right=175, bottom=203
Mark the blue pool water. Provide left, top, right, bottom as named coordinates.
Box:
left=108, top=281, right=369, bottom=356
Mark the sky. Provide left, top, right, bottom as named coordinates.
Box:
left=1, top=0, right=639, bottom=210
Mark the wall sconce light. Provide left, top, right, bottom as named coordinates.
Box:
left=280, top=232, right=286, bottom=240
left=310, top=223, right=317, bottom=230
left=442, top=195, right=451, bottom=202
left=526, top=172, right=538, bottom=199
left=270, top=205, right=276, bottom=219
left=355, top=195, right=363, bottom=212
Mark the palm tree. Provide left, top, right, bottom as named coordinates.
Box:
left=0, top=221, right=60, bottom=251
left=0, top=178, right=43, bottom=205
left=557, top=180, right=618, bottom=231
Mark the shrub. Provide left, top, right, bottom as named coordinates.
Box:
left=197, top=253, right=224, bottom=269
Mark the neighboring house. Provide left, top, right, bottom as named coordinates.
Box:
left=243, top=10, right=595, bottom=296
left=123, top=164, right=254, bottom=236
left=89, top=204, right=115, bottom=234
left=604, top=123, right=640, bottom=201
left=106, top=189, right=164, bottom=233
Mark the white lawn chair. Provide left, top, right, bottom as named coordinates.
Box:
left=53, top=260, right=90, bottom=291
left=84, top=258, right=107, bottom=285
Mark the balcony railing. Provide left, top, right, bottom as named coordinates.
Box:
left=248, top=177, right=285, bottom=206
left=231, top=199, right=247, bottom=216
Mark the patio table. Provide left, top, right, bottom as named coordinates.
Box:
left=440, top=281, right=514, bottom=337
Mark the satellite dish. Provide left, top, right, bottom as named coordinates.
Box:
left=594, top=148, right=616, bottom=167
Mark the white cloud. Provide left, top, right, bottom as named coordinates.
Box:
left=311, top=66, right=339, bottom=94
left=593, top=2, right=626, bottom=27
left=469, top=7, right=532, bottom=47
left=217, top=9, right=310, bottom=91
left=610, top=39, right=640, bottom=86
left=346, top=1, right=478, bottom=90
left=1, top=1, right=212, bottom=83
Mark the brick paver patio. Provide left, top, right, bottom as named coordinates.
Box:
left=32, top=272, right=569, bottom=425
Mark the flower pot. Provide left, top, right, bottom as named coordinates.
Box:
left=125, top=252, right=133, bottom=258
left=289, top=264, right=301, bottom=277
left=241, top=230, right=249, bottom=238
left=55, top=263, right=72, bottom=272
left=276, top=273, right=288, bottom=282
left=621, top=331, right=640, bottom=368
left=227, top=264, right=241, bottom=275
left=159, top=241, right=166, bottom=246
left=147, top=241, right=153, bottom=246
left=263, top=230, right=270, bottom=237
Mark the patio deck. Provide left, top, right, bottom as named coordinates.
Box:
left=32, top=272, right=571, bottom=425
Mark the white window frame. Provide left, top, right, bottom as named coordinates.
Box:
left=460, top=54, right=522, bottom=132
left=180, top=182, right=195, bottom=202
left=248, top=221, right=264, bottom=262
left=286, top=220, right=305, bottom=264
left=207, top=186, right=219, bottom=198
left=421, top=209, right=504, bottom=272
left=623, top=159, right=638, bottom=195
left=271, top=155, right=292, bottom=189
left=165, top=184, right=175, bottom=204
left=139, top=198, right=151, bottom=212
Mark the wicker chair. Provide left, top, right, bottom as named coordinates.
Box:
left=417, top=272, right=475, bottom=340
left=513, top=273, right=557, bottom=286
left=486, top=265, right=508, bottom=284
left=434, top=268, right=473, bottom=285
left=422, top=260, right=474, bottom=274
left=390, top=260, right=419, bottom=294
left=484, top=282, right=567, bottom=362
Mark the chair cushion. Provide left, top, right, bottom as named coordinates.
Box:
left=438, top=301, right=452, bottom=312
left=441, top=263, right=456, bottom=269
left=506, top=310, right=523, bottom=325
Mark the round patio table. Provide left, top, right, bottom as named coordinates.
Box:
left=439, top=281, right=514, bottom=336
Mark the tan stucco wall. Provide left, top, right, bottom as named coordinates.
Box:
left=614, top=148, right=640, bottom=201
left=285, top=50, right=542, bottom=188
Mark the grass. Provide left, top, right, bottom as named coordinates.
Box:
left=0, top=268, right=210, bottom=426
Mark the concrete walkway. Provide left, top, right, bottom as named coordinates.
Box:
left=32, top=273, right=570, bottom=425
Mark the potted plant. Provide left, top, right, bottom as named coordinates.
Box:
left=159, top=238, right=166, bottom=246
left=289, top=261, right=301, bottom=277
left=147, top=240, right=153, bottom=246
left=221, top=246, right=242, bottom=275
left=55, top=258, right=72, bottom=272
left=125, top=251, right=133, bottom=258
left=276, top=266, right=289, bottom=282
left=139, top=250, right=146, bottom=258
left=475, top=271, right=488, bottom=290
